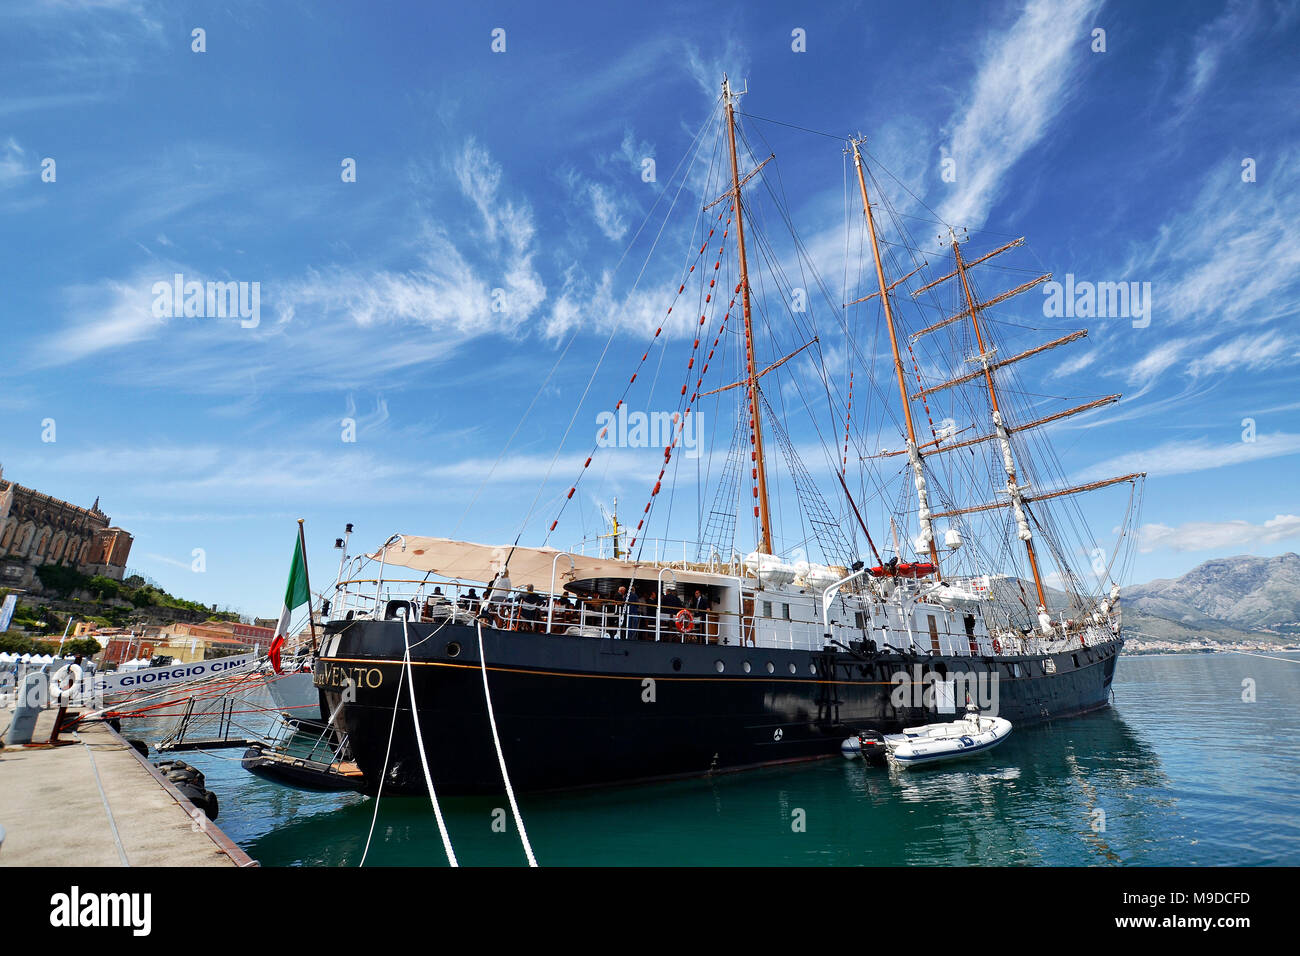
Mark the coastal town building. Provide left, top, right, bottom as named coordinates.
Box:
left=143, top=621, right=273, bottom=663
left=0, top=466, right=133, bottom=591
left=88, top=620, right=274, bottom=666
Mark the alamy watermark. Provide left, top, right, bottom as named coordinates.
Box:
left=595, top=407, right=702, bottom=459
left=889, top=665, right=1000, bottom=714
left=151, top=273, right=260, bottom=328
left=1042, top=274, right=1151, bottom=328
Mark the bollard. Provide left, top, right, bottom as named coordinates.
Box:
left=2, top=672, right=48, bottom=747
left=47, top=706, right=71, bottom=745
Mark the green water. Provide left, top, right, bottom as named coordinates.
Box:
left=144, top=651, right=1300, bottom=866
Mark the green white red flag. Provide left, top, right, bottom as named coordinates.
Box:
left=269, top=533, right=310, bottom=674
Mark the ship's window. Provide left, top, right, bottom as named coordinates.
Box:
left=782, top=604, right=791, bottom=620
left=446, top=642, right=461, bottom=658
left=672, top=657, right=682, bottom=671
left=788, top=663, right=797, bottom=675
left=743, top=660, right=752, bottom=673
left=1072, top=653, right=1080, bottom=668
left=762, top=601, right=773, bottom=617
left=715, top=660, right=725, bottom=673
left=855, top=611, right=867, bottom=628
left=809, top=663, right=817, bottom=675
left=766, top=661, right=775, bottom=674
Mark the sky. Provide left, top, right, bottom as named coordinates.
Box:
left=1, top=0, right=1298, bottom=619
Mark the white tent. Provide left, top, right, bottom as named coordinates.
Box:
left=371, top=535, right=728, bottom=591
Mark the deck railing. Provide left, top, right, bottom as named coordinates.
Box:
left=324, top=570, right=1122, bottom=658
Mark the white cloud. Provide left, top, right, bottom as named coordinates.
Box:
left=1125, top=338, right=1198, bottom=385
left=1053, top=349, right=1098, bottom=378
left=1081, top=431, right=1300, bottom=481
left=46, top=272, right=171, bottom=363
left=1187, top=329, right=1300, bottom=376
left=618, top=129, right=655, bottom=177
left=939, top=0, right=1102, bottom=229
left=0, top=137, right=25, bottom=186
left=1123, top=148, right=1300, bottom=334
left=1138, top=514, right=1300, bottom=553
left=685, top=38, right=748, bottom=104
left=35, top=138, right=547, bottom=378
left=587, top=181, right=628, bottom=241
left=563, top=169, right=629, bottom=242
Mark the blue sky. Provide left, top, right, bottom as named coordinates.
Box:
left=1, top=0, right=1297, bottom=618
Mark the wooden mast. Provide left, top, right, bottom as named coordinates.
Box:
left=950, top=234, right=1048, bottom=608
left=723, top=76, right=773, bottom=555
left=851, top=137, right=941, bottom=572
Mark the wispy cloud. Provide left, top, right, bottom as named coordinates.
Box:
left=938, top=0, right=1103, bottom=228
left=1081, top=430, right=1300, bottom=481
left=1138, top=513, right=1300, bottom=552
left=1187, top=329, right=1300, bottom=376
left=1123, top=148, right=1300, bottom=333
left=0, top=137, right=25, bottom=186
left=30, top=137, right=548, bottom=383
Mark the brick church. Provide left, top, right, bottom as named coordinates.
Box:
left=0, top=465, right=134, bottom=591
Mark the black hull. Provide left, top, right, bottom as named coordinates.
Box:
left=316, top=620, right=1121, bottom=795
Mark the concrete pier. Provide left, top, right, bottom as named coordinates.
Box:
left=0, top=707, right=255, bottom=867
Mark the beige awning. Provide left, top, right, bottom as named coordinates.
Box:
left=370, top=536, right=735, bottom=592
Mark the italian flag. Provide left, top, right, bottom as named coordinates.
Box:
left=269, top=534, right=310, bottom=674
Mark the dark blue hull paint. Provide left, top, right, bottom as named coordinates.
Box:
left=316, top=619, right=1121, bottom=795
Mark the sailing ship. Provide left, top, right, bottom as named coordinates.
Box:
left=313, top=78, right=1144, bottom=795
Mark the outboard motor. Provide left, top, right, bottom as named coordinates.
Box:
left=857, top=731, right=888, bottom=766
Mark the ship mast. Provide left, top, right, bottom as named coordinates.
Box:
left=850, top=137, right=941, bottom=573
left=723, top=76, right=774, bottom=555
left=949, top=231, right=1047, bottom=608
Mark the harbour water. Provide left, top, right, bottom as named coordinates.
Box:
left=130, top=651, right=1300, bottom=866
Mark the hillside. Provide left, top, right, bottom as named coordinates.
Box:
left=1125, top=553, right=1300, bottom=642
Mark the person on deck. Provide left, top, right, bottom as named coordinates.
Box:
left=519, top=584, right=547, bottom=633
left=692, top=589, right=710, bottom=641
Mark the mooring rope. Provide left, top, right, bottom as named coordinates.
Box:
left=400, top=613, right=458, bottom=866
left=475, top=620, right=538, bottom=867
left=358, top=640, right=406, bottom=867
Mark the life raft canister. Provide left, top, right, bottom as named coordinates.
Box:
left=868, top=562, right=937, bottom=579
left=674, top=609, right=694, bottom=633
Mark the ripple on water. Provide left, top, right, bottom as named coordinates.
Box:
left=140, top=652, right=1300, bottom=866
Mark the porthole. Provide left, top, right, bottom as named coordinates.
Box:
left=714, top=659, right=725, bottom=673
left=766, top=661, right=775, bottom=674
left=809, top=663, right=817, bottom=675
left=671, top=657, right=682, bottom=672
left=445, top=641, right=461, bottom=658
left=788, top=663, right=797, bottom=675
left=743, top=661, right=752, bottom=673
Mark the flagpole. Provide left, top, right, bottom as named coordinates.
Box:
left=297, top=519, right=319, bottom=654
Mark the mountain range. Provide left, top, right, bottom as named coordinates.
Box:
left=1123, top=552, right=1300, bottom=644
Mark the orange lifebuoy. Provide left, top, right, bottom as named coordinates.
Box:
left=674, top=609, right=694, bottom=633
left=992, top=638, right=1002, bottom=654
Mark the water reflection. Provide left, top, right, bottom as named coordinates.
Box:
left=127, top=654, right=1300, bottom=866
